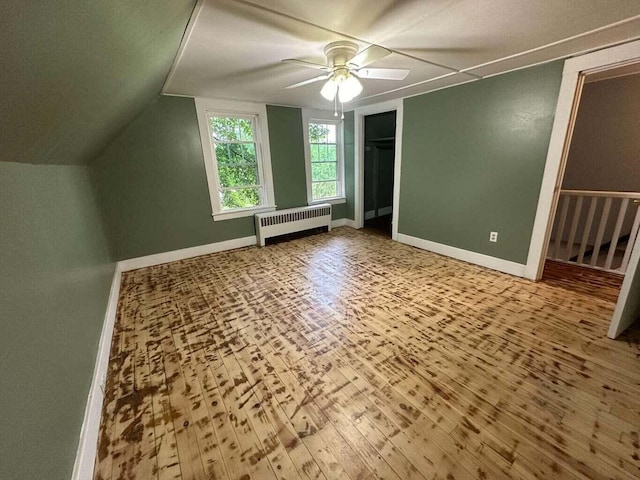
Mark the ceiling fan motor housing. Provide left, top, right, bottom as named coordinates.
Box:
left=324, top=41, right=359, bottom=69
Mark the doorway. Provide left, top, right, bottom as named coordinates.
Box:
left=541, top=65, right=640, bottom=304
left=363, top=111, right=396, bottom=237
left=528, top=39, right=640, bottom=338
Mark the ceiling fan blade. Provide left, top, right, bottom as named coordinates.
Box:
left=355, top=68, right=409, bottom=81
left=348, top=44, right=391, bottom=68
left=282, top=59, right=331, bottom=71
left=284, top=74, right=330, bottom=89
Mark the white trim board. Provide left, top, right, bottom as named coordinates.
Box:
left=525, top=39, right=640, bottom=281
left=332, top=218, right=357, bottom=229
left=118, top=236, right=257, bottom=272
left=194, top=98, right=277, bottom=222
left=301, top=108, right=347, bottom=206
left=397, top=234, right=527, bottom=277
left=609, top=235, right=640, bottom=338
left=353, top=99, right=404, bottom=242
left=118, top=225, right=358, bottom=272
left=71, top=263, right=122, bottom=480
left=518, top=39, right=640, bottom=337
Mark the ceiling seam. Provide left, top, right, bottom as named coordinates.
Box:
left=162, top=0, right=207, bottom=94
left=460, top=14, right=640, bottom=74
left=354, top=19, right=640, bottom=104
left=230, top=0, right=472, bottom=76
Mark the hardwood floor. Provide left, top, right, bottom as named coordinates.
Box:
left=542, top=259, right=624, bottom=303
left=94, top=228, right=640, bottom=480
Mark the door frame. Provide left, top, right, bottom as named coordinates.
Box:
left=353, top=99, right=404, bottom=240
left=522, top=39, right=640, bottom=337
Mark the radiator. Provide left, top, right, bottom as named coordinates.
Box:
left=255, top=204, right=332, bottom=246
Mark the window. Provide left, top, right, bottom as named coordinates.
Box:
left=306, top=118, right=345, bottom=204
left=195, top=99, right=275, bottom=221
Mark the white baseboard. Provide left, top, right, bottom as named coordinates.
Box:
left=345, top=219, right=358, bottom=228
left=332, top=218, right=358, bottom=229
left=71, top=263, right=122, bottom=480
left=332, top=218, right=346, bottom=228
left=364, top=206, right=393, bottom=220
left=397, top=233, right=527, bottom=277
left=118, top=235, right=257, bottom=271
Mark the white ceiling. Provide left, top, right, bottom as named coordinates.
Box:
left=163, top=0, right=640, bottom=110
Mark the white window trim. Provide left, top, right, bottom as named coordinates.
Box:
left=195, top=98, right=276, bottom=221
left=302, top=108, right=346, bottom=206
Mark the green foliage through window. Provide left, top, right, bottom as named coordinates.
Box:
left=309, top=122, right=339, bottom=201
left=209, top=114, right=262, bottom=210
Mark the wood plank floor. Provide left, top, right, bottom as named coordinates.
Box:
left=542, top=260, right=624, bottom=304
left=94, top=228, right=640, bottom=480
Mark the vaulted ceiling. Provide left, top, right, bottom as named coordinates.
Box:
left=0, top=1, right=196, bottom=165
left=164, top=0, right=640, bottom=109
left=3, top=1, right=639, bottom=165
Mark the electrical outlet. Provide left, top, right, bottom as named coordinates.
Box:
left=490, top=231, right=498, bottom=242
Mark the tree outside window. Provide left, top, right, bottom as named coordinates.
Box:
left=209, top=115, right=263, bottom=210
left=309, top=122, right=340, bottom=200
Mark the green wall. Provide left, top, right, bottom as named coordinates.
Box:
left=0, top=162, right=114, bottom=480
left=342, top=111, right=356, bottom=220
left=1, top=1, right=196, bottom=165
left=265, top=105, right=351, bottom=220
left=399, top=61, right=563, bottom=264
left=93, top=96, right=254, bottom=260
left=93, top=96, right=352, bottom=260
left=266, top=105, right=308, bottom=209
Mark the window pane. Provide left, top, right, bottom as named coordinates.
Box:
left=311, top=144, right=331, bottom=161
left=215, top=143, right=257, bottom=164
left=312, top=162, right=337, bottom=182
left=218, top=165, right=259, bottom=188
left=310, top=144, right=320, bottom=161
left=241, top=143, right=256, bottom=162
left=312, top=181, right=338, bottom=200
left=309, top=123, right=329, bottom=143
left=211, top=117, right=237, bottom=141
left=214, top=143, right=233, bottom=164
left=326, top=124, right=337, bottom=143
left=322, top=144, right=329, bottom=161
left=236, top=118, right=254, bottom=142
left=221, top=187, right=260, bottom=209
left=326, top=144, right=336, bottom=161
left=211, top=116, right=254, bottom=142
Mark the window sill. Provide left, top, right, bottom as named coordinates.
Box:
left=309, top=197, right=347, bottom=206
left=212, top=205, right=276, bottom=221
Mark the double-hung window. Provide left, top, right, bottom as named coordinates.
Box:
left=305, top=116, right=345, bottom=204
left=195, top=99, right=275, bottom=220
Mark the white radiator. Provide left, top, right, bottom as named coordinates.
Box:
left=255, top=204, right=332, bottom=246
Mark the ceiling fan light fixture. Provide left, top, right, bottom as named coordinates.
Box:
left=320, top=78, right=338, bottom=100
left=337, top=74, right=362, bottom=103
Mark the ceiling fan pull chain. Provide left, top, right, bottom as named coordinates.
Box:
left=334, top=93, right=338, bottom=117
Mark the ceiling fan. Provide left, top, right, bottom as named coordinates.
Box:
left=282, top=41, right=409, bottom=104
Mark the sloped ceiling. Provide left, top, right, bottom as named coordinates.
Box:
left=163, top=0, right=640, bottom=109
left=0, top=1, right=196, bottom=165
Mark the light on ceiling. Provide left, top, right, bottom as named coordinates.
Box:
left=320, top=78, right=338, bottom=101
left=320, top=73, right=363, bottom=103
left=338, top=74, right=363, bottom=103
